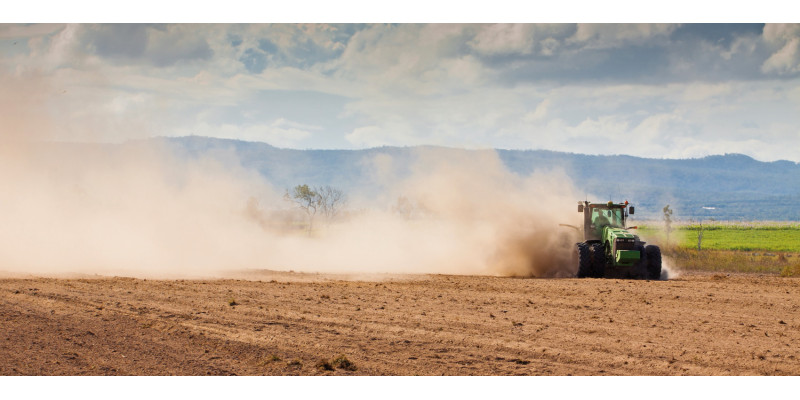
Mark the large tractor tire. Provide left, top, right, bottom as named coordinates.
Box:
left=645, top=245, right=662, bottom=280
left=589, top=243, right=606, bottom=278
left=576, top=243, right=591, bottom=278
left=630, top=244, right=648, bottom=279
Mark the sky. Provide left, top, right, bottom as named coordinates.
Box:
left=2, top=17, right=799, bottom=161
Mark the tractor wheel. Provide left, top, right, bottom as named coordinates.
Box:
left=576, top=243, right=591, bottom=278
left=645, top=245, right=662, bottom=280
left=589, top=243, right=606, bottom=278
left=631, top=244, right=648, bottom=279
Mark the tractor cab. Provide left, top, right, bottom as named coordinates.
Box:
left=578, top=201, right=634, bottom=241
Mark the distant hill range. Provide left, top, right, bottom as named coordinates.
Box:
left=160, top=136, right=799, bottom=221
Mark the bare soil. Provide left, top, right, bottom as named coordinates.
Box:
left=1, top=271, right=799, bottom=375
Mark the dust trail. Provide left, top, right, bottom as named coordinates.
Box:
left=0, top=66, right=583, bottom=279
left=258, top=147, right=584, bottom=277
left=660, top=257, right=680, bottom=280
left=0, top=139, right=583, bottom=279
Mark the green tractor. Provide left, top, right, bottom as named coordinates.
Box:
left=573, top=200, right=661, bottom=280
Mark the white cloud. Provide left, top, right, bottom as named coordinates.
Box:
left=761, top=24, right=800, bottom=74
left=569, top=23, right=678, bottom=49
left=4, top=23, right=800, bottom=162
left=345, top=122, right=438, bottom=148
left=762, top=39, right=800, bottom=74
left=523, top=99, right=551, bottom=123
left=572, top=115, right=630, bottom=140
left=630, top=113, right=689, bottom=144
left=330, top=24, right=487, bottom=96
left=0, top=24, right=65, bottom=39
left=679, top=82, right=735, bottom=102
left=467, top=23, right=682, bottom=58
left=342, top=86, right=530, bottom=148
left=719, top=35, right=759, bottom=61
left=468, top=24, right=576, bottom=56
left=345, top=125, right=384, bottom=147
left=337, top=72, right=800, bottom=161
left=469, top=24, right=537, bottom=55
left=27, top=24, right=85, bottom=71
left=504, top=78, right=800, bottom=161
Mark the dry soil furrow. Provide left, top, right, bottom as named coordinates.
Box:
left=1, top=273, right=799, bottom=375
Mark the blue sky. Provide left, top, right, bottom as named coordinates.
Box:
left=2, top=21, right=799, bottom=161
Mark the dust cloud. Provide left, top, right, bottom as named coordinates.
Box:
left=0, top=138, right=583, bottom=279
left=1, top=66, right=584, bottom=278
left=660, top=258, right=680, bottom=280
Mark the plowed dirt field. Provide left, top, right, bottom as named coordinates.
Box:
left=1, top=271, right=799, bottom=375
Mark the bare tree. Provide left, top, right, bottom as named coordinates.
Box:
left=285, top=184, right=321, bottom=234
left=317, top=185, right=346, bottom=224
left=284, top=184, right=347, bottom=233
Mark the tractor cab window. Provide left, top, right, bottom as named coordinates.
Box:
left=591, top=208, right=623, bottom=228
